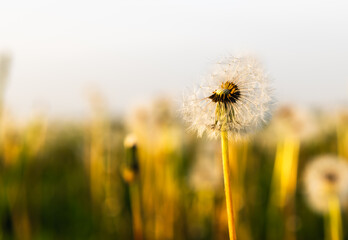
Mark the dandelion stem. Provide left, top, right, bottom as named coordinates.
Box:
left=221, top=131, right=237, bottom=240
left=327, top=195, right=343, bottom=240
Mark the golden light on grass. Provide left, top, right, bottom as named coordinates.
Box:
left=183, top=56, right=273, bottom=239
left=304, top=155, right=348, bottom=240
left=127, top=99, right=183, bottom=240
left=86, top=90, right=109, bottom=206
left=336, top=111, right=348, bottom=160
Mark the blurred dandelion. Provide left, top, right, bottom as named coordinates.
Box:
left=270, top=105, right=318, bottom=143
left=0, top=54, right=11, bottom=96
left=123, top=133, right=139, bottom=183
left=274, top=106, right=316, bottom=205
left=125, top=98, right=184, bottom=240
left=264, top=105, right=319, bottom=240
left=189, top=140, right=222, bottom=191
left=123, top=133, right=143, bottom=240
left=304, top=155, right=348, bottom=240
left=182, top=56, right=273, bottom=240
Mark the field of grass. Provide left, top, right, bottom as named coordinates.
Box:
left=0, top=95, right=347, bottom=240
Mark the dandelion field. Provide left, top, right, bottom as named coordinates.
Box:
left=3, top=0, right=348, bottom=238
left=1, top=88, right=348, bottom=240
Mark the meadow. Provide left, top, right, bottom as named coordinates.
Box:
left=0, top=92, right=347, bottom=239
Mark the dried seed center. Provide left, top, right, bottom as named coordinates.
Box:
left=209, top=81, right=241, bottom=103
left=216, top=88, right=231, bottom=96
left=324, top=172, right=338, bottom=184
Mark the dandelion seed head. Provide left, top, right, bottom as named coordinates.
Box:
left=124, top=133, right=137, bottom=148
left=303, top=155, right=348, bottom=214
left=189, top=141, right=222, bottom=190
left=262, top=105, right=320, bottom=145
left=182, top=56, right=273, bottom=139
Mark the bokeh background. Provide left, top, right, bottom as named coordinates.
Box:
left=1, top=1, right=348, bottom=239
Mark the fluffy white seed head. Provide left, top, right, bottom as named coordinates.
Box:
left=261, top=105, right=320, bottom=146
left=124, top=133, right=138, bottom=148
left=303, top=155, right=348, bottom=214
left=182, top=56, right=273, bottom=139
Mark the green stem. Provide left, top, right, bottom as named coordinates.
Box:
left=221, top=131, right=237, bottom=240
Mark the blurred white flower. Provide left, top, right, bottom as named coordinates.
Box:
left=0, top=53, right=11, bottom=90
left=124, top=133, right=138, bottom=148
left=182, top=56, right=273, bottom=139
left=303, top=155, right=348, bottom=214
left=189, top=141, right=222, bottom=190
left=266, top=105, right=319, bottom=143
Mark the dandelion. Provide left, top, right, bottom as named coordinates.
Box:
left=0, top=53, right=11, bottom=116
left=183, top=56, right=273, bottom=140
left=304, top=155, right=348, bottom=240
left=123, top=133, right=139, bottom=183
left=270, top=105, right=318, bottom=142
left=189, top=141, right=222, bottom=191
left=0, top=53, right=11, bottom=93
left=268, top=106, right=316, bottom=206
left=264, top=106, right=319, bottom=239
left=182, top=56, right=273, bottom=240
left=123, top=133, right=143, bottom=240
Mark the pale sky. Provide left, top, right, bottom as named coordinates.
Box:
left=1, top=0, right=348, bottom=117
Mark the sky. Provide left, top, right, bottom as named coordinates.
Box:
left=0, top=0, right=348, bottom=117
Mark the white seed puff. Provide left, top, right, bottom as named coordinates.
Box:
left=182, top=56, right=273, bottom=139
left=303, top=155, right=348, bottom=214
